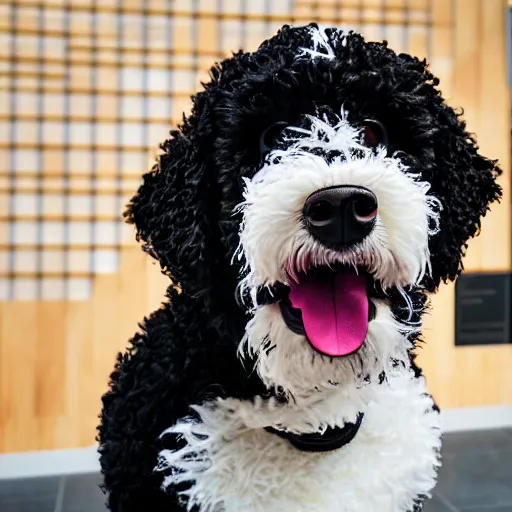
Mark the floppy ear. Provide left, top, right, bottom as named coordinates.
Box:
left=422, top=109, right=502, bottom=292
left=124, top=112, right=221, bottom=300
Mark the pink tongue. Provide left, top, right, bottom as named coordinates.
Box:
left=289, top=269, right=369, bottom=357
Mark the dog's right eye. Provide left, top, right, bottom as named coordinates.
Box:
left=361, top=119, right=389, bottom=150
left=259, top=121, right=289, bottom=158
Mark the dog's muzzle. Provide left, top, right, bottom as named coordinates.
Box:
left=303, top=185, right=378, bottom=249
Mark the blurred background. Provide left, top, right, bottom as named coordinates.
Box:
left=0, top=0, right=511, bottom=510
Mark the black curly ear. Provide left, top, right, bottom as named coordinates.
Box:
left=423, top=118, right=502, bottom=292
left=124, top=119, right=220, bottom=300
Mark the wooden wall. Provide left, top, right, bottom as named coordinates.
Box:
left=417, top=0, right=512, bottom=408
left=0, top=0, right=510, bottom=453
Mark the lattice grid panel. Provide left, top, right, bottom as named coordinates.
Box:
left=0, top=0, right=436, bottom=300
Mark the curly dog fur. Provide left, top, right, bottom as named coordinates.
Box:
left=98, top=24, right=502, bottom=512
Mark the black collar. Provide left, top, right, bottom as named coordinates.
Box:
left=265, top=413, right=364, bottom=453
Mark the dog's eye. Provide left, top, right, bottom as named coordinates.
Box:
left=361, top=119, right=389, bottom=150
left=259, top=121, right=289, bottom=158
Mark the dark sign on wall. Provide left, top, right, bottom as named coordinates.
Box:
left=455, top=272, right=511, bottom=346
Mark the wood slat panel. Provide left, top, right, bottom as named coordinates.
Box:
left=63, top=300, right=91, bottom=448
left=452, top=0, right=482, bottom=270
left=0, top=302, right=39, bottom=451
left=0, top=113, right=175, bottom=125
left=0, top=188, right=136, bottom=196
left=0, top=54, right=221, bottom=70
left=146, top=256, right=169, bottom=313
left=0, top=141, right=156, bottom=153
left=117, top=248, right=149, bottom=349
left=297, top=0, right=430, bottom=7
left=415, top=0, right=456, bottom=407
left=416, top=0, right=512, bottom=409
left=36, top=301, right=66, bottom=448
left=3, top=3, right=436, bottom=26
left=477, top=0, right=511, bottom=270
left=0, top=85, right=190, bottom=100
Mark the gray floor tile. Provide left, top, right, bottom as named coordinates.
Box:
left=442, top=429, right=512, bottom=456
left=0, top=499, right=56, bottom=512
left=459, top=506, right=512, bottom=512
left=61, top=473, right=107, bottom=512
left=436, top=449, right=512, bottom=509
left=0, top=475, right=60, bottom=498
left=0, top=476, right=59, bottom=512
left=0, top=428, right=511, bottom=511
left=423, top=493, right=460, bottom=512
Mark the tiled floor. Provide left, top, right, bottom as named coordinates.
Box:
left=1, top=428, right=511, bottom=511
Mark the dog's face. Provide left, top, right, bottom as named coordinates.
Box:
left=236, top=107, right=441, bottom=395
left=127, top=24, right=501, bottom=397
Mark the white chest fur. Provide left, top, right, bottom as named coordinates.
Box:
left=157, top=370, right=441, bottom=512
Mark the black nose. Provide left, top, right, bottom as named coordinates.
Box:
left=303, top=186, right=378, bottom=249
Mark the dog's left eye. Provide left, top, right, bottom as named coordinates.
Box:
left=259, top=121, right=289, bottom=158
left=361, top=119, right=389, bottom=150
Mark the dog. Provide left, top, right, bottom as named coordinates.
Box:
left=98, top=24, right=502, bottom=512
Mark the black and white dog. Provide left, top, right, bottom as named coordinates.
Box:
left=98, top=24, right=502, bottom=512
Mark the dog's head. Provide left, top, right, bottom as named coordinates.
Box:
left=126, top=25, right=501, bottom=397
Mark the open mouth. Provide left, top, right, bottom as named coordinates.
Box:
left=279, top=266, right=376, bottom=357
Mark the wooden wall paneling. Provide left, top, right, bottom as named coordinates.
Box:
left=63, top=300, right=92, bottom=448
left=428, top=0, right=454, bottom=98
left=36, top=301, right=66, bottom=449
left=419, top=0, right=512, bottom=408
left=408, top=25, right=428, bottom=60
left=0, top=302, right=39, bottom=452
left=146, top=257, right=169, bottom=314
left=117, top=247, right=149, bottom=353
left=465, top=0, right=511, bottom=407
left=477, top=0, right=511, bottom=271
left=0, top=247, right=160, bottom=448
left=451, top=0, right=511, bottom=408
left=12, top=0, right=429, bottom=8
left=452, top=0, right=482, bottom=271
left=347, top=0, right=383, bottom=42
left=89, top=271, right=120, bottom=442
left=197, top=12, right=218, bottom=55
left=384, top=0, right=407, bottom=54
left=412, top=0, right=456, bottom=406
left=406, top=0, right=428, bottom=59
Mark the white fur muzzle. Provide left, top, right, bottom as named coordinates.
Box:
left=236, top=110, right=441, bottom=295
left=157, top=370, right=441, bottom=512
left=240, top=299, right=412, bottom=399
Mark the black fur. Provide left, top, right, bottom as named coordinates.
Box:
left=98, top=24, right=501, bottom=511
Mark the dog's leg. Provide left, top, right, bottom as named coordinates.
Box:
left=98, top=307, right=192, bottom=511
left=97, top=292, right=258, bottom=512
